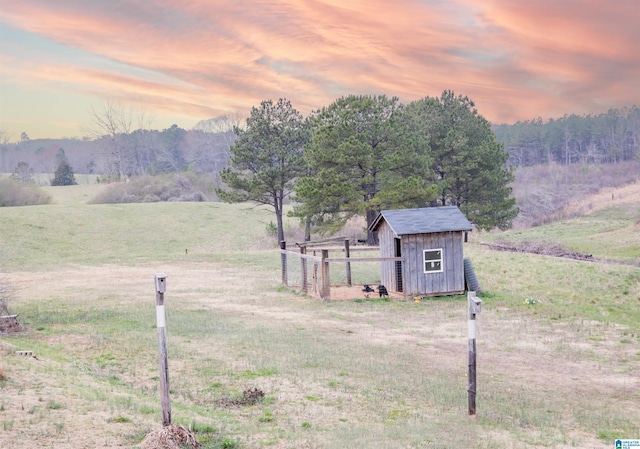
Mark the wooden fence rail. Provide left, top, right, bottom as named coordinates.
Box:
left=280, top=240, right=404, bottom=300
left=325, top=257, right=404, bottom=263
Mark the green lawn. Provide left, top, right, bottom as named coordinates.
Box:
left=1, top=193, right=282, bottom=270
left=1, top=184, right=638, bottom=449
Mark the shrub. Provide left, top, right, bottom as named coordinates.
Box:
left=0, top=178, right=51, bottom=207
left=90, top=173, right=210, bottom=204
left=10, top=161, right=35, bottom=184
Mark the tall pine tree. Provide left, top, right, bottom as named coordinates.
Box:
left=404, top=91, right=518, bottom=230
left=294, top=95, right=434, bottom=243
left=216, top=99, right=310, bottom=243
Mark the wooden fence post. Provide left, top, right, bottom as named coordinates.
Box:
left=467, top=291, right=482, bottom=417
left=280, top=241, right=287, bottom=286
left=312, top=250, right=318, bottom=294
left=321, top=249, right=330, bottom=300
left=154, top=274, right=171, bottom=426
left=344, top=239, right=352, bottom=287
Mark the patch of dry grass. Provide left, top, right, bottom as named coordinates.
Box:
left=1, top=183, right=638, bottom=449
left=512, top=161, right=640, bottom=228
left=1, top=253, right=638, bottom=448
left=562, top=179, right=640, bottom=217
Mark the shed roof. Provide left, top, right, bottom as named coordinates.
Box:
left=369, top=206, right=473, bottom=235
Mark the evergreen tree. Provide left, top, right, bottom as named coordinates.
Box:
left=51, top=149, right=78, bottom=186
left=294, top=95, right=434, bottom=243
left=405, top=91, right=518, bottom=230
left=216, top=98, right=310, bottom=243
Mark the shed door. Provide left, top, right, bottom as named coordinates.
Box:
left=395, top=238, right=403, bottom=292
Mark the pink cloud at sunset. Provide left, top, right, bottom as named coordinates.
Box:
left=0, top=0, right=638, bottom=139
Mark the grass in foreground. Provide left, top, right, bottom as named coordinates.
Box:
left=0, top=184, right=638, bottom=448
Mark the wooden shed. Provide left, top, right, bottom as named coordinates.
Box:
left=369, top=206, right=473, bottom=297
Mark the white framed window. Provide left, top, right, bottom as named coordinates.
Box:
left=423, top=249, right=443, bottom=273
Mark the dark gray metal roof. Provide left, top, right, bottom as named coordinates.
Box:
left=369, top=206, right=473, bottom=235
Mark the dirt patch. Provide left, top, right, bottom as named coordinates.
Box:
left=324, top=284, right=405, bottom=301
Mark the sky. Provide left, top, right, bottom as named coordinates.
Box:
left=0, top=0, right=638, bottom=140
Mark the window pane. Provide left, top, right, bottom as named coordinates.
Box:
left=424, top=250, right=441, bottom=261
left=425, top=260, right=441, bottom=272
left=423, top=249, right=443, bottom=273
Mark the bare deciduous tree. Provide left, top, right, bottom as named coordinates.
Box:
left=84, top=100, right=153, bottom=180
left=189, top=113, right=243, bottom=172
left=193, top=113, right=243, bottom=157
left=0, top=129, right=12, bottom=145
left=0, top=129, right=14, bottom=173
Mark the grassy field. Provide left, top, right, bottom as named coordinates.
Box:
left=0, top=183, right=639, bottom=448
left=481, top=180, right=640, bottom=265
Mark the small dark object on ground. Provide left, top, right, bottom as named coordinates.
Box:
left=219, top=388, right=265, bottom=407
left=377, top=285, right=389, bottom=297
left=362, top=284, right=375, bottom=297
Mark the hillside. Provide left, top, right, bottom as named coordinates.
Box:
left=510, top=160, right=640, bottom=228
left=487, top=161, right=640, bottom=265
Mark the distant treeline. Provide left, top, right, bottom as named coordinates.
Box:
left=493, top=106, right=640, bottom=166
left=3, top=106, right=639, bottom=181
left=0, top=117, right=237, bottom=180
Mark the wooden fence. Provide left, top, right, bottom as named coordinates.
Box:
left=279, top=239, right=403, bottom=300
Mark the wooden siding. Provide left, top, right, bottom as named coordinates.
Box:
left=401, top=231, right=465, bottom=296
left=378, top=226, right=465, bottom=296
